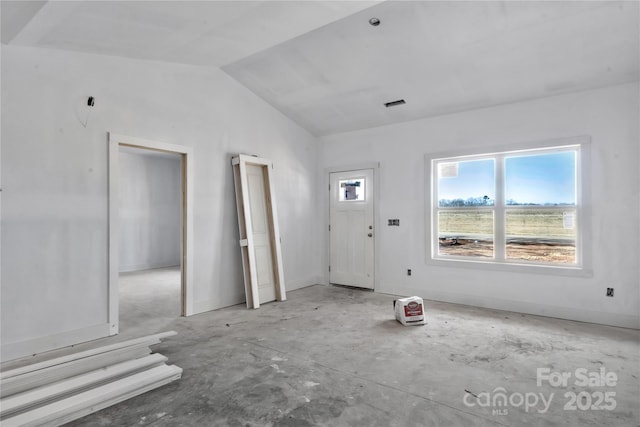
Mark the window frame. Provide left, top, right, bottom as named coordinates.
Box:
left=425, top=136, right=592, bottom=277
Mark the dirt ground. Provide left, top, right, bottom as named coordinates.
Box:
left=438, top=238, right=576, bottom=263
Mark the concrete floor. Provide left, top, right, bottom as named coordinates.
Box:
left=56, top=271, right=640, bottom=426
left=117, top=267, right=182, bottom=341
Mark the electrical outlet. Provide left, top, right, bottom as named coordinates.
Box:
left=606, top=288, right=614, bottom=297
left=407, top=269, right=412, bottom=276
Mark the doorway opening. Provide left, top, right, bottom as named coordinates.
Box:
left=108, top=133, right=194, bottom=337
left=118, top=146, right=181, bottom=336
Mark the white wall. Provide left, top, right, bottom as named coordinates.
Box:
left=319, top=82, right=640, bottom=329
left=1, top=45, right=636, bottom=362
left=0, top=45, right=322, bottom=361
left=118, top=150, right=181, bottom=272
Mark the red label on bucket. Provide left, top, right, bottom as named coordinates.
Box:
left=404, top=301, right=423, bottom=316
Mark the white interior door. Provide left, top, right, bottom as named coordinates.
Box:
left=329, top=169, right=374, bottom=289
left=246, top=164, right=277, bottom=303
left=232, top=154, right=285, bottom=309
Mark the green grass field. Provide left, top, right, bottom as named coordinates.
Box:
left=438, top=208, right=576, bottom=240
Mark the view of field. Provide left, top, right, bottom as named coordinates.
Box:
left=438, top=208, right=577, bottom=263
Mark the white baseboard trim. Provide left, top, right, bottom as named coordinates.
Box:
left=1, top=323, right=111, bottom=363
left=119, top=262, right=180, bottom=273
left=192, top=297, right=244, bottom=315
left=191, top=277, right=321, bottom=315
left=284, top=277, right=322, bottom=292
left=378, top=286, right=640, bottom=329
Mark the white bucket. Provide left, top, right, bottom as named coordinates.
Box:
left=394, top=296, right=426, bottom=326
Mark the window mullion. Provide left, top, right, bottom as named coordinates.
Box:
left=494, top=155, right=506, bottom=261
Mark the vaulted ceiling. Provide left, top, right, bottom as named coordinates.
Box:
left=2, top=1, right=638, bottom=136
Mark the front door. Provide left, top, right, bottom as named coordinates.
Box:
left=329, top=169, right=374, bottom=289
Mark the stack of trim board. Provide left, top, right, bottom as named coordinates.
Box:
left=0, top=332, right=182, bottom=426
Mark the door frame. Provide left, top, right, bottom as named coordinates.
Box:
left=326, top=162, right=379, bottom=290
left=108, top=133, right=195, bottom=336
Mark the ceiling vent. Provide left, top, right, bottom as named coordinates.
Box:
left=384, top=99, right=406, bottom=108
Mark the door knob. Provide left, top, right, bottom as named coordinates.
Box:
left=368, top=233, right=373, bottom=237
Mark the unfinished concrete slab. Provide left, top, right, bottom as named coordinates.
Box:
left=117, top=267, right=182, bottom=341
left=56, top=284, right=639, bottom=426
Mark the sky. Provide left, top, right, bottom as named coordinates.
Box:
left=438, top=151, right=576, bottom=205
left=438, top=159, right=495, bottom=203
